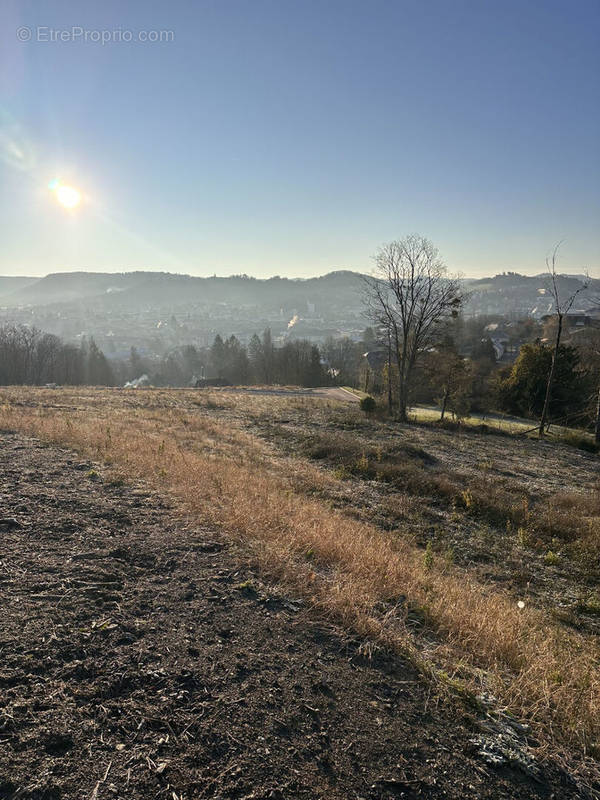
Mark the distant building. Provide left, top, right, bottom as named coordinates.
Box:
left=540, top=312, right=593, bottom=329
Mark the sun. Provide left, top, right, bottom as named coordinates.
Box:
left=56, top=185, right=81, bottom=208
left=49, top=179, right=82, bottom=209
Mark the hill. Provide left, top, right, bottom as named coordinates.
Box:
left=1, top=270, right=367, bottom=313
left=1, top=269, right=598, bottom=318
left=465, top=272, right=600, bottom=316
left=0, top=276, right=38, bottom=298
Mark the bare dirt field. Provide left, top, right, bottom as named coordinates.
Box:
left=0, top=387, right=598, bottom=798
left=0, top=431, right=583, bottom=800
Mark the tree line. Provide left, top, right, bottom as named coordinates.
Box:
left=132, top=332, right=331, bottom=388
left=2, top=233, right=598, bottom=439
left=0, top=323, right=336, bottom=389
left=2, top=316, right=595, bottom=435
left=0, top=324, right=113, bottom=386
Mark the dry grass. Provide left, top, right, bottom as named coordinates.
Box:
left=281, top=425, right=600, bottom=558
left=1, top=387, right=599, bottom=764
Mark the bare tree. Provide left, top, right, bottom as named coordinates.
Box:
left=32, top=333, right=62, bottom=384
left=364, top=234, right=462, bottom=421
left=0, top=323, right=93, bottom=386
left=579, top=300, right=600, bottom=444
left=386, top=325, right=393, bottom=413
left=538, top=244, right=588, bottom=438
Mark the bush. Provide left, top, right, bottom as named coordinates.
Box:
left=360, top=395, right=376, bottom=414
left=544, top=550, right=560, bottom=566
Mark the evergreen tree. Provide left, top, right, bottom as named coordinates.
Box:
left=129, top=346, right=145, bottom=379
left=497, top=343, right=589, bottom=422
left=248, top=334, right=263, bottom=383
left=261, top=328, right=275, bottom=383
left=86, top=338, right=114, bottom=385
left=210, top=334, right=226, bottom=378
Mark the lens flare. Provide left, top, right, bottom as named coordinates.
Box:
left=49, top=179, right=82, bottom=209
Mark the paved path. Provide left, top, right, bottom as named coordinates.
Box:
left=216, top=386, right=361, bottom=402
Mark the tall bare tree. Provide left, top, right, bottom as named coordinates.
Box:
left=538, top=244, right=588, bottom=437
left=364, top=234, right=462, bottom=421
left=579, top=299, right=600, bottom=444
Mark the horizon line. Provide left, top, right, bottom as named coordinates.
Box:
left=1, top=267, right=597, bottom=282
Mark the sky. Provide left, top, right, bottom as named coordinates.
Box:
left=1, top=0, right=599, bottom=279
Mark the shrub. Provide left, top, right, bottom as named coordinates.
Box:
left=576, top=593, right=600, bottom=616
left=423, top=541, right=434, bottom=571
left=354, top=453, right=370, bottom=474
left=360, top=395, right=376, bottom=414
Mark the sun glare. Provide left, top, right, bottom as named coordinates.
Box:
left=49, top=179, right=82, bottom=209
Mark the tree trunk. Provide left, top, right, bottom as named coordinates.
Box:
left=395, top=349, right=407, bottom=422
left=387, top=331, right=393, bottom=414
left=397, top=381, right=408, bottom=422
left=595, top=385, right=600, bottom=445
left=397, top=353, right=411, bottom=422
left=539, top=314, right=563, bottom=438
left=440, top=385, right=450, bottom=421
left=400, top=352, right=418, bottom=424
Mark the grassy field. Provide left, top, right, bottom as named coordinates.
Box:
left=409, top=403, right=597, bottom=444
left=1, top=386, right=598, bottom=772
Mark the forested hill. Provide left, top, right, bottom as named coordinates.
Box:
left=0, top=276, right=38, bottom=296
left=0, top=269, right=597, bottom=316
left=464, top=272, right=600, bottom=316
left=0, top=271, right=366, bottom=313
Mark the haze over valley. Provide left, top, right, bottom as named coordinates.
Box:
left=0, top=268, right=597, bottom=362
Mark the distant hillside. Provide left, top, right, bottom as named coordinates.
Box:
left=463, top=272, right=600, bottom=316
left=1, top=270, right=367, bottom=313
left=3, top=272, right=148, bottom=306
left=0, top=276, right=38, bottom=298
left=1, top=269, right=598, bottom=318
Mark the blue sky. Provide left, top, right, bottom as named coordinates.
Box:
left=1, top=0, right=599, bottom=278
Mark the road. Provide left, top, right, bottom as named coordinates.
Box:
left=215, top=385, right=361, bottom=402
